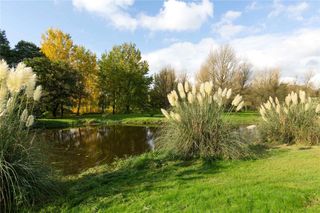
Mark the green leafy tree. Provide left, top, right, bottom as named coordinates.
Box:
left=11, top=40, right=43, bottom=64
left=150, top=66, right=177, bottom=109
left=99, top=43, right=151, bottom=114
left=0, top=29, right=12, bottom=63
left=24, top=57, right=81, bottom=117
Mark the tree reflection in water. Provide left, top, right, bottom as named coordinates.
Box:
left=37, top=126, right=156, bottom=175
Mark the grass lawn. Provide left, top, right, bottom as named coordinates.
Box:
left=38, top=146, right=320, bottom=212
left=36, top=112, right=260, bottom=128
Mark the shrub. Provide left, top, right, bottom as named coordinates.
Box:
left=156, top=81, right=249, bottom=159
left=0, top=60, right=52, bottom=211
left=258, top=91, right=320, bottom=145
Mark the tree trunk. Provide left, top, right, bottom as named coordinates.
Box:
left=126, top=105, right=130, bottom=114
left=52, top=103, right=59, bottom=118
left=112, top=104, right=115, bottom=115
left=76, top=97, right=82, bottom=116
left=60, top=104, right=64, bottom=118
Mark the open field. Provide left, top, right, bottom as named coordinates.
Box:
left=36, top=112, right=260, bottom=128
left=37, top=146, right=320, bottom=212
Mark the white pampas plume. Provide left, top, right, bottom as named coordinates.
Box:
left=7, top=69, right=23, bottom=94
left=174, top=113, right=181, bottom=122
left=236, top=101, right=244, bottom=111
left=26, top=115, right=35, bottom=127
left=20, top=108, right=28, bottom=122
left=226, top=89, right=232, bottom=99
left=222, top=88, right=227, bottom=97
left=299, top=90, right=306, bottom=104
left=197, top=93, right=203, bottom=105
left=204, top=82, right=212, bottom=95
left=208, top=95, right=212, bottom=104
left=232, top=94, right=242, bottom=106
left=217, top=87, right=222, bottom=97
left=177, top=83, right=185, bottom=99
left=291, top=92, right=298, bottom=105
left=161, top=108, right=170, bottom=119
left=269, top=97, right=275, bottom=107
left=316, top=104, right=320, bottom=113
left=200, top=83, right=205, bottom=96
left=275, top=97, right=280, bottom=106
left=26, top=74, right=36, bottom=98
left=284, top=107, right=289, bottom=114
left=285, top=95, right=291, bottom=107
left=264, top=102, right=272, bottom=111
left=259, top=106, right=266, bottom=116
left=305, top=103, right=310, bottom=111
left=184, top=81, right=189, bottom=93
left=6, top=97, right=14, bottom=112
left=192, top=85, right=196, bottom=95
left=187, top=92, right=194, bottom=104
left=33, top=85, right=42, bottom=101
left=0, top=86, right=7, bottom=104
left=167, top=93, right=176, bottom=107
left=0, top=60, right=8, bottom=81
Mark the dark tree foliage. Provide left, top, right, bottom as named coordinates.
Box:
left=0, top=29, right=12, bottom=63
left=11, top=40, right=43, bottom=64
left=24, top=57, right=83, bottom=117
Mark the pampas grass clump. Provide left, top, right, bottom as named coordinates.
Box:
left=157, top=81, right=249, bottom=159
left=0, top=60, right=52, bottom=211
left=258, top=90, right=320, bottom=145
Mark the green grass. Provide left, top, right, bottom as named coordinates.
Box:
left=36, top=112, right=260, bottom=128
left=37, top=146, right=320, bottom=212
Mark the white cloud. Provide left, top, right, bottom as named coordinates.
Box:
left=143, top=28, right=320, bottom=86
left=139, top=0, right=213, bottom=31
left=72, top=0, right=137, bottom=30
left=72, top=0, right=214, bottom=31
left=268, top=0, right=309, bottom=21
left=213, top=10, right=246, bottom=38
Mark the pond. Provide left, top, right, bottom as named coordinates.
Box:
left=36, top=126, right=156, bottom=175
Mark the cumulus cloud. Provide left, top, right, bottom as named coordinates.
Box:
left=72, top=0, right=213, bottom=31
left=143, top=28, right=320, bottom=85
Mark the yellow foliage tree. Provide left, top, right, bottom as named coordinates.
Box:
left=40, top=28, right=73, bottom=62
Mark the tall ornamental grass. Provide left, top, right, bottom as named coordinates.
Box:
left=258, top=90, right=320, bottom=145
left=0, top=60, right=52, bottom=211
left=157, top=81, right=249, bottom=159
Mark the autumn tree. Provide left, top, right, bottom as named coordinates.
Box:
left=70, top=45, right=98, bottom=115
left=99, top=43, right=151, bottom=114
left=150, top=66, right=177, bottom=109
left=40, top=28, right=73, bottom=62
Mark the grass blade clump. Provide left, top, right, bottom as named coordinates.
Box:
left=157, top=81, right=249, bottom=160
left=0, top=60, right=53, bottom=211
left=258, top=91, right=320, bottom=145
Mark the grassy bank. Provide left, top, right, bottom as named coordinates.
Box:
left=36, top=112, right=260, bottom=128
left=37, top=146, right=320, bottom=212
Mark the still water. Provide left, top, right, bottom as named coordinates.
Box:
left=37, top=126, right=156, bottom=175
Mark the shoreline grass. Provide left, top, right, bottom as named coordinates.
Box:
left=36, top=112, right=260, bottom=129
left=35, top=145, right=320, bottom=212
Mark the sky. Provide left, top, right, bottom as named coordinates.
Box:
left=0, top=0, right=320, bottom=85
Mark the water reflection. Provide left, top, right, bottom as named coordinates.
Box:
left=38, top=126, right=156, bottom=175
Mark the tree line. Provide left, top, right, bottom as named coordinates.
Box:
left=0, top=29, right=318, bottom=117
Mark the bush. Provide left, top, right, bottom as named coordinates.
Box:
left=156, top=81, right=250, bottom=159
left=258, top=91, right=320, bottom=145
left=0, top=60, right=53, bottom=211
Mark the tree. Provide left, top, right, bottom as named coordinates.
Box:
left=150, top=66, right=177, bottom=109
left=197, top=45, right=251, bottom=95
left=248, top=68, right=288, bottom=108
left=0, top=29, right=12, bottom=63
left=11, top=40, right=43, bottom=64
left=24, top=57, right=81, bottom=117
left=70, top=45, right=98, bottom=115
left=99, top=43, right=151, bottom=114
left=40, top=28, right=73, bottom=63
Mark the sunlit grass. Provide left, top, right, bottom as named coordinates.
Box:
left=37, top=146, right=320, bottom=212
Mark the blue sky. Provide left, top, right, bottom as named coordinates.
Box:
left=1, top=0, right=320, bottom=84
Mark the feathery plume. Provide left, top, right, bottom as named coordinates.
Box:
left=184, top=81, right=189, bottom=93
left=232, top=94, right=242, bottom=106
left=177, top=83, right=186, bottom=99
left=299, top=90, right=306, bottom=104
left=204, top=82, right=212, bottom=95
left=226, top=89, right=232, bottom=99
left=236, top=101, right=244, bottom=111
left=26, top=115, right=35, bottom=127
left=0, top=60, right=8, bottom=81
left=316, top=104, right=320, bottom=113
left=187, top=92, right=194, bottom=104
left=20, top=109, right=28, bottom=122
left=33, top=85, right=42, bottom=101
